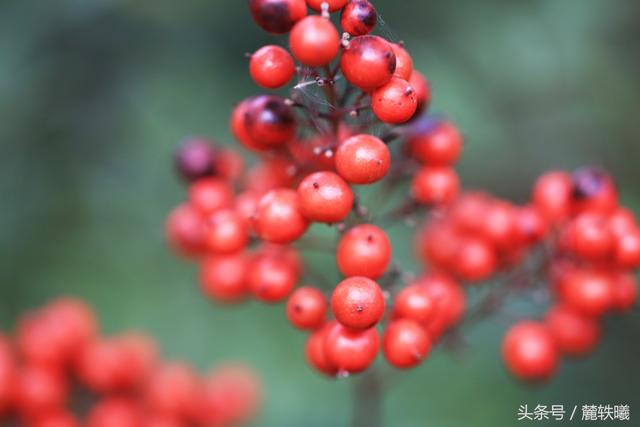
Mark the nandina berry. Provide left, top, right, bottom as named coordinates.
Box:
left=0, top=336, right=15, bottom=414
left=86, top=397, right=142, bottom=427
left=449, top=191, right=491, bottom=234
left=608, top=207, right=637, bottom=237
left=243, top=157, right=298, bottom=195
left=409, top=70, right=431, bottom=110
left=306, top=0, right=348, bottom=12
left=231, top=98, right=264, bottom=151
left=571, top=166, right=618, bottom=215
left=340, top=35, right=396, bottom=90
left=114, top=333, right=158, bottom=389
left=614, top=229, right=640, bottom=268
left=392, top=284, right=436, bottom=325
left=16, top=365, right=67, bottom=416
left=200, top=254, right=249, bottom=303
left=248, top=0, right=307, bottom=34
left=335, top=134, right=390, bottom=184
left=33, top=411, right=80, bottom=427
left=411, top=166, right=460, bottom=205
left=174, top=137, right=217, bottom=183
left=297, top=171, right=354, bottom=223
left=305, top=323, right=338, bottom=376
left=145, top=363, right=199, bottom=420
left=453, top=237, right=497, bottom=282
left=417, top=219, right=461, bottom=269
left=249, top=45, right=295, bottom=89
left=245, top=95, right=296, bottom=148
left=565, top=212, right=614, bottom=260
left=502, top=322, right=559, bottom=381
left=544, top=305, right=600, bottom=357
left=372, top=77, right=418, bottom=124
left=165, top=203, right=207, bottom=257
left=203, top=209, right=249, bottom=254
left=235, top=191, right=260, bottom=227
left=324, top=323, right=379, bottom=373
left=390, top=43, right=413, bottom=80
left=532, top=171, right=573, bottom=222
left=612, top=273, right=638, bottom=311
left=409, top=120, right=462, bottom=166
left=331, top=276, right=385, bottom=329
left=289, top=16, right=340, bottom=67
left=214, top=148, right=245, bottom=182
left=340, top=0, right=377, bottom=36
left=515, top=205, right=549, bottom=245
left=480, top=201, right=518, bottom=250
left=259, top=243, right=304, bottom=277
left=560, top=269, right=614, bottom=317
left=286, top=286, right=327, bottom=330
left=144, top=416, right=185, bottom=427
left=248, top=254, right=299, bottom=302
left=383, top=319, right=431, bottom=369
left=75, top=339, right=134, bottom=393
left=188, top=178, right=234, bottom=215
left=336, top=224, right=391, bottom=279
left=417, top=274, right=465, bottom=338
left=287, top=135, right=336, bottom=170
left=253, top=189, right=309, bottom=243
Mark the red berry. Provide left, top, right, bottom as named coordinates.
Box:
left=390, top=43, right=413, bottom=80
left=254, top=189, right=309, bottom=244
left=324, top=323, right=379, bottom=373
left=235, top=191, right=260, bottom=227
left=33, top=411, right=80, bottom=427
left=203, top=209, right=249, bottom=254
left=515, top=205, right=548, bottom=245
left=250, top=45, right=295, bottom=89
left=166, top=204, right=207, bottom=258
left=86, top=398, right=142, bottom=427
left=418, top=274, right=465, bottom=338
left=409, top=120, right=462, bottom=166
left=608, top=207, right=637, bottom=237
left=305, top=323, right=338, bottom=376
left=243, top=157, right=297, bottom=194
left=16, top=365, right=67, bottom=416
left=336, top=224, right=391, bottom=279
left=571, top=166, right=618, bottom=215
left=0, top=336, right=16, bottom=414
left=409, top=71, right=431, bottom=110
left=331, top=276, right=385, bottom=329
left=174, top=137, right=217, bottom=183
left=340, top=35, right=396, bottom=90
left=393, top=284, right=436, bottom=324
left=289, top=16, right=340, bottom=67
left=532, top=171, right=573, bottom=222
left=453, top=237, right=497, bottom=282
left=297, top=171, right=354, bottom=223
left=245, top=95, right=296, bottom=148
left=248, top=254, right=299, bottom=303
left=230, top=98, right=264, bottom=151
left=248, top=0, right=307, bottom=34
left=200, top=254, right=249, bottom=303
left=372, top=77, right=418, bottom=124
left=214, top=148, right=244, bottom=182
left=286, top=286, right=327, bottom=330
left=411, top=166, right=460, bottom=205
left=383, top=319, right=431, bottom=369
left=340, top=0, right=377, bottom=36
left=335, top=134, right=390, bottom=184
left=612, top=273, right=638, bottom=312
left=560, top=269, right=614, bottom=317
left=502, top=322, right=559, bottom=381
left=145, top=363, right=199, bottom=420
left=75, top=339, right=135, bottom=393
left=545, top=305, right=600, bottom=357
left=565, top=213, right=614, bottom=260
left=480, top=201, right=518, bottom=250
left=307, top=0, right=348, bottom=12
left=188, top=178, right=234, bottom=215
left=614, top=229, right=640, bottom=268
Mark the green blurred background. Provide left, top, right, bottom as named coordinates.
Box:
left=1, top=0, right=639, bottom=426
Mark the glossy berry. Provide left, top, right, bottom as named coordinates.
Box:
left=515, top=205, right=549, bottom=245
left=409, top=70, right=431, bottom=110
left=571, top=166, right=618, bottom=215
left=286, top=286, right=328, bottom=330
left=453, top=237, right=497, bottom=282
left=383, top=319, right=431, bottom=369
left=289, top=16, right=340, bottom=67
left=335, top=134, right=390, bottom=184
left=250, top=45, right=295, bottom=89
left=305, top=323, right=338, bottom=376
left=16, top=365, right=67, bottom=415
left=174, top=137, right=217, bottom=183
left=248, top=0, right=307, bottom=34
left=418, top=274, right=465, bottom=338
left=307, top=0, right=348, bottom=12
left=165, top=204, right=207, bottom=257
left=341, top=35, right=396, bottom=91
left=336, top=224, right=391, bottom=279
left=188, top=178, right=234, bottom=215
left=560, top=269, right=613, bottom=317
left=532, top=171, right=573, bottom=222
left=502, top=322, right=559, bottom=381
left=34, top=411, right=80, bottom=427
left=480, top=201, right=518, bottom=250
left=390, top=44, right=413, bottom=80
left=0, top=336, right=15, bottom=414
left=545, top=305, right=600, bottom=357
left=331, top=276, right=385, bottom=329
left=145, top=363, right=199, bottom=419
left=411, top=166, right=460, bottom=205
left=86, top=398, right=142, bottom=427
left=372, top=77, right=418, bottom=124
left=324, top=323, right=379, bottom=374
left=565, top=213, right=614, bottom=260
left=245, top=95, right=296, bottom=148
left=200, top=254, right=249, bottom=303
left=254, top=189, right=309, bottom=243
left=614, top=229, right=640, bottom=268
left=340, top=0, right=377, bottom=36
left=297, top=171, right=354, bottom=223
left=409, top=120, right=462, bottom=166
left=248, top=254, right=299, bottom=302
left=393, top=284, right=436, bottom=325
left=612, top=273, right=638, bottom=311
left=231, top=98, right=264, bottom=151
left=204, top=209, right=249, bottom=254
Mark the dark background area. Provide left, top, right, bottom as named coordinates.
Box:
left=1, top=1, right=639, bottom=426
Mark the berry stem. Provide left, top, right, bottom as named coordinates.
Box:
left=352, top=367, right=384, bottom=427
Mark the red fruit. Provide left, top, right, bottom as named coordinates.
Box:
left=571, top=166, right=618, bottom=215
left=409, top=71, right=431, bottom=110
left=0, top=336, right=16, bottom=414
left=248, top=0, right=307, bottom=34
left=340, top=35, right=396, bottom=90
left=174, top=137, right=217, bottom=183
left=336, top=224, right=391, bottom=279
left=545, top=305, right=600, bottom=356
left=33, top=411, right=80, bottom=427
left=340, top=0, right=377, bottom=36
left=532, top=171, right=573, bottom=222
left=335, top=134, right=390, bottom=184
left=449, top=192, right=490, bottom=234
left=390, top=43, right=413, bottom=80
left=566, top=213, right=614, bottom=260
left=200, top=254, right=249, bottom=303
left=454, top=237, right=497, bottom=282
left=235, top=191, right=260, bottom=227
left=86, top=398, right=142, bottom=427
left=243, top=157, right=297, bottom=194
left=612, top=273, right=638, bottom=311
left=305, top=323, right=338, bottom=376
left=372, top=77, right=418, bottom=124
left=608, top=207, right=637, bottom=237
left=230, top=98, right=263, bottom=151
left=250, top=45, right=295, bottom=89
left=502, top=322, right=559, bottom=381
left=307, top=0, right=348, bottom=12
left=393, top=284, right=436, bottom=324
left=383, top=319, right=431, bottom=369
left=614, top=229, right=640, bottom=268
left=16, top=365, right=67, bottom=416
left=418, top=274, right=465, bottom=338
left=188, top=178, right=234, bottom=215
left=214, top=148, right=244, bottom=182
left=254, top=189, right=309, bottom=244
left=515, top=205, right=548, bottom=245
left=289, top=16, right=340, bottom=67
left=411, top=166, right=460, bottom=205
left=480, top=201, right=518, bottom=250
left=116, top=333, right=158, bottom=389
left=144, top=416, right=185, bottom=427
left=248, top=254, right=299, bottom=302
left=203, top=209, right=249, bottom=254
left=145, top=363, right=199, bottom=419
left=245, top=95, right=296, bottom=148
left=286, top=286, right=327, bottom=330
left=75, top=339, right=135, bottom=393
left=165, top=204, right=207, bottom=257
left=560, top=269, right=614, bottom=317
left=297, top=171, right=354, bottom=223
left=331, top=276, right=385, bottom=329
left=416, top=219, right=461, bottom=269
left=324, top=323, right=379, bottom=373
left=409, top=121, right=462, bottom=166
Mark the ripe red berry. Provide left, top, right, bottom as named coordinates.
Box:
left=532, top=171, right=573, bottom=222
left=480, top=201, right=518, bottom=250
left=286, top=286, right=327, bottom=330
left=502, top=322, right=559, bottom=381
left=372, top=77, right=418, bottom=124
left=174, top=137, right=217, bottom=183
left=248, top=0, right=307, bottom=34
left=250, top=45, right=295, bottom=89
left=336, top=224, right=391, bottom=279
left=453, top=237, right=497, bottom=282
left=515, top=205, right=549, bottom=245
left=75, top=339, right=134, bottom=393
left=390, top=43, right=413, bottom=80
left=409, top=70, right=431, bottom=110
left=289, top=16, right=340, bottom=67
left=235, top=191, right=260, bottom=227
left=418, top=274, right=465, bottom=338
left=230, top=98, right=264, bottom=151
left=200, top=254, right=249, bottom=303
left=188, top=178, right=234, bottom=215
left=297, top=171, right=354, bottom=223
left=305, top=323, right=338, bottom=376
left=248, top=254, right=299, bottom=302
left=244, top=157, right=297, bottom=194
left=16, top=365, right=67, bottom=416
left=203, top=209, right=249, bottom=254
left=254, top=189, right=309, bottom=244
left=340, top=0, right=377, bottom=36
left=409, top=120, right=462, bottom=166
left=165, top=203, right=207, bottom=257
left=383, top=319, right=431, bottom=369
left=565, top=213, right=614, bottom=260
left=306, top=0, right=348, bottom=12
left=245, top=95, right=296, bottom=148
left=571, top=166, right=618, bottom=215
left=86, top=397, right=142, bottom=427
left=324, top=323, right=379, bottom=374
left=393, top=284, right=436, bottom=324
left=608, top=207, right=637, bottom=237
left=335, top=134, right=390, bottom=184
left=340, top=35, right=396, bottom=90
left=411, top=166, right=460, bottom=205
left=0, top=336, right=15, bottom=414
left=544, top=305, right=600, bottom=357
left=560, top=269, right=614, bottom=317
left=33, top=411, right=80, bottom=427
left=145, top=363, right=199, bottom=419
left=614, top=229, right=640, bottom=268
left=612, top=273, right=638, bottom=311
left=331, top=276, right=385, bottom=329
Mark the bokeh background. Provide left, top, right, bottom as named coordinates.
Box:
left=2, top=0, right=639, bottom=426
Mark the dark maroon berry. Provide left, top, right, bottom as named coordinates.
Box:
left=341, top=0, right=377, bottom=36
left=248, top=0, right=307, bottom=34
left=174, top=137, right=217, bottom=183
left=245, top=95, right=297, bottom=148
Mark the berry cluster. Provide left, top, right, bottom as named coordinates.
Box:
left=166, top=0, right=637, bottom=382
left=0, top=298, right=261, bottom=427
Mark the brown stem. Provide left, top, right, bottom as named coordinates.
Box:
left=352, top=367, right=384, bottom=427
